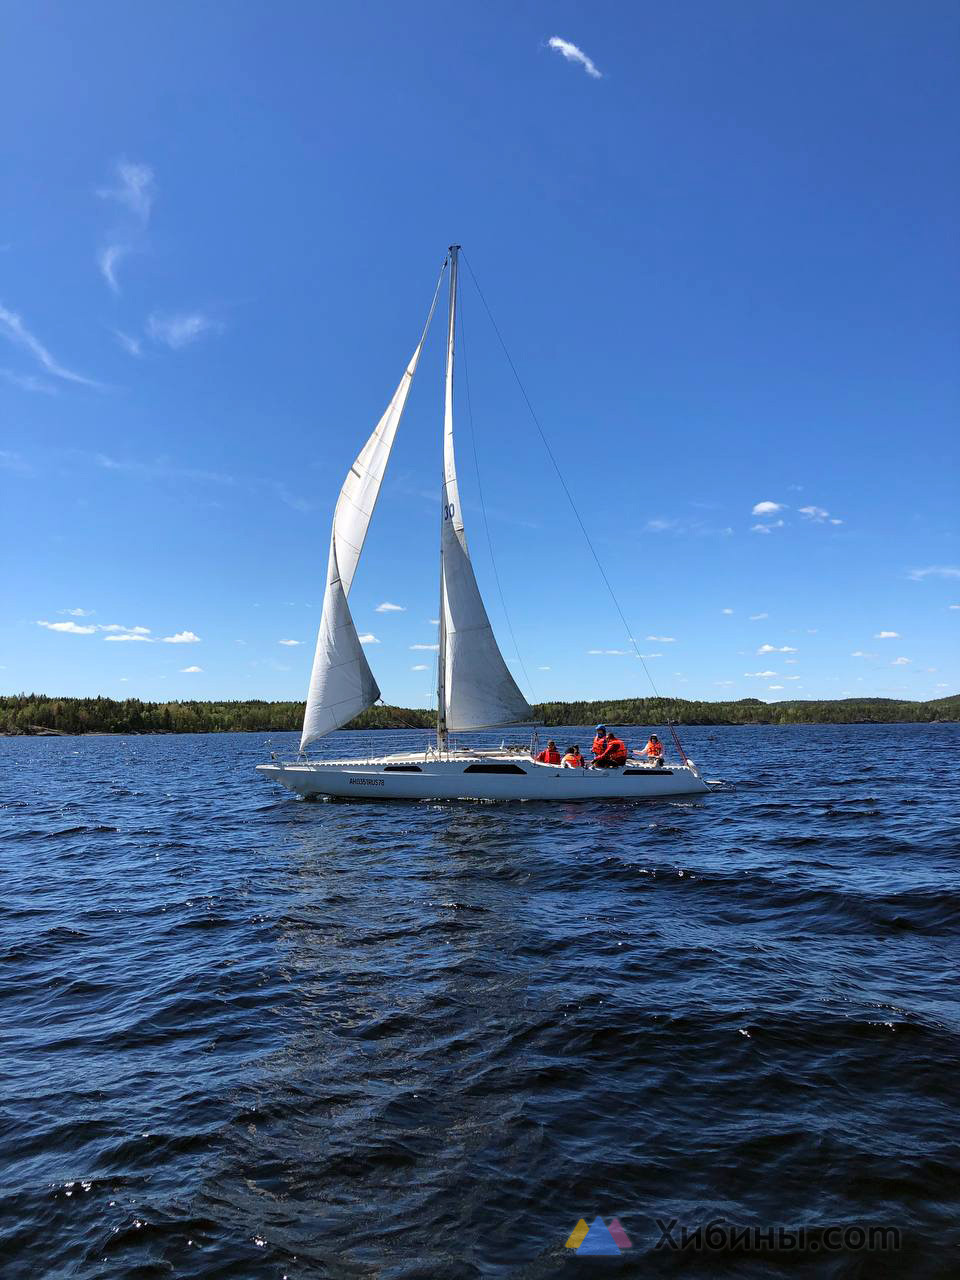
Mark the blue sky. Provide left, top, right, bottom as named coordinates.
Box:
left=2, top=1, right=957, bottom=708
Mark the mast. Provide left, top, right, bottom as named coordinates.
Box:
left=436, top=244, right=459, bottom=753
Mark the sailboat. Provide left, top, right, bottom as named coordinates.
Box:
left=257, top=247, right=709, bottom=802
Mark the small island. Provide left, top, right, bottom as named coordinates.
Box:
left=1, top=692, right=957, bottom=735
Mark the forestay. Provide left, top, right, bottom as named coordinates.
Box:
left=439, top=249, right=533, bottom=732
left=300, top=266, right=446, bottom=751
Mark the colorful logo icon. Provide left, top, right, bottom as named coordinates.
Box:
left=565, top=1216, right=633, bottom=1255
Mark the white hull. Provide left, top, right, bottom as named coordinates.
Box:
left=257, top=751, right=710, bottom=802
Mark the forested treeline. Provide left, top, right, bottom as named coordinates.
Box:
left=1, top=692, right=956, bottom=735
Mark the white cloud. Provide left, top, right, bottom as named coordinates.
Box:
left=410, top=663, right=429, bottom=671
left=97, top=160, right=155, bottom=224
left=410, top=642, right=440, bottom=651
left=909, top=566, right=960, bottom=581
left=547, top=36, right=602, bottom=79
left=147, top=311, right=221, bottom=350
left=104, top=632, right=151, bottom=642
left=114, top=330, right=142, bottom=357
left=428, top=618, right=440, bottom=626
left=278, top=639, right=301, bottom=646
left=715, top=680, right=734, bottom=686
left=752, top=501, right=784, bottom=516
left=37, top=619, right=96, bottom=635
left=750, top=521, right=784, bottom=534
left=180, top=665, right=203, bottom=673
left=758, top=644, right=797, bottom=654
left=745, top=670, right=778, bottom=677
left=0, top=302, right=98, bottom=386
left=640, top=653, right=663, bottom=659
left=798, top=505, right=833, bottom=522
left=949, top=604, right=960, bottom=610
left=874, top=631, right=899, bottom=639
left=785, top=675, right=801, bottom=680
left=161, top=631, right=201, bottom=644
left=721, top=608, right=734, bottom=615
left=99, top=624, right=150, bottom=634
left=768, top=685, right=784, bottom=690
left=891, top=656, right=911, bottom=665
left=538, top=665, right=551, bottom=670
left=98, top=244, right=130, bottom=294
left=358, top=633, right=380, bottom=645
left=647, top=635, right=675, bottom=643
left=749, top=612, right=768, bottom=621
left=375, top=601, right=406, bottom=613
left=587, top=648, right=630, bottom=656
left=61, top=607, right=94, bottom=617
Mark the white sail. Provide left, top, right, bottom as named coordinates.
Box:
left=439, top=248, right=533, bottom=732
left=300, top=267, right=445, bottom=751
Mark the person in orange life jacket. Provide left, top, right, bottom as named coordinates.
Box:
left=561, top=745, right=585, bottom=768
left=591, top=726, right=608, bottom=759
left=535, top=740, right=561, bottom=765
left=594, top=731, right=628, bottom=768
left=644, top=734, right=664, bottom=765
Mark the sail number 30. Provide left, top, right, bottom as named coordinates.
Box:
left=443, top=502, right=456, bottom=521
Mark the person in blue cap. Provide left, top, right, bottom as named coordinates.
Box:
left=591, top=725, right=607, bottom=761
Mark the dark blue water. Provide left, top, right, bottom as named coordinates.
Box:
left=2, top=723, right=958, bottom=1278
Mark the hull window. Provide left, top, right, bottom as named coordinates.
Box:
left=623, top=768, right=674, bottom=776
left=382, top=764, right=423, bottom=772
left=462, top=762, right=528, bottom=775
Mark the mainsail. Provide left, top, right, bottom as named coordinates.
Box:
left=438, top=248, right=533, bottom=732
left=300, top=266, right=445, bottom=751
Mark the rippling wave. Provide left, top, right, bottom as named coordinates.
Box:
left=1, top=723, right=958, bottom=1277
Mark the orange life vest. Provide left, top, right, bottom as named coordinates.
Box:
left=591, top=734, right=607, bottom=758
left=598, top=735, right=627, bottom=765
left=561, top=751, right=584, bottom=768
left=536, top=746, right=561, bottom=765
left=645, top=738, right=663, bottom=758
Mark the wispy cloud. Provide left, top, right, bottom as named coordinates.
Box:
left=1, top=450, right=34, bottom=475
left=721, top=608, right=734, bottom=615
left=758, top=644, right=797, bottom=654
left=97, top=160, right=155, bottom=224
left=874, top=630, right=899, bottom=639
left=751, top=520, right=784, bottom=534
left=61, top=608, right=95, bottom=617
left=647, top=635, right=675, bottom=643
left=547, top=36, right=603, bottom=79
left=745, top=670, right=778, bottom=677
left=851, top=651, right=877, bottom=658
left=375, top=602, right=406, bottom=613
left=358, top=633, right=380, bottom=645
left=104, top=632, right=152, bottom=642
left=161, top=631, right=200, bottom=644
left=278, top=639, right=301, bottom=646
left=98, top=244, right=130, bottom=294
left=768, top=684, right=784, bottom=691
left=909, top=566, right=960, bottom=581
left=538, top=665, right=551, bottom=670
left=587, top=648, right=631, bottom=656
left=752, top=501, right=784, bottom=516
left=180, top=665, right=203, bottom=673
left=410, top=642, right=440, bottom=651
left=99, top=624, right=150, bottom=635
left=0, top=367, right=57, bottom=394
left=0, top=303, right=98, bottom=387
left=749, top=612, right=768, bottom=621
left=891, top=656, right=911, bottom=666
left=147, top=311, right=221, bottom=350
left=113, top=330, right=143, bottom=357
left=410, top=663, right=429, bottom=671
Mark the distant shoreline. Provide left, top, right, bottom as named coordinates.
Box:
left=2, top=693, right=956, bottom=736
